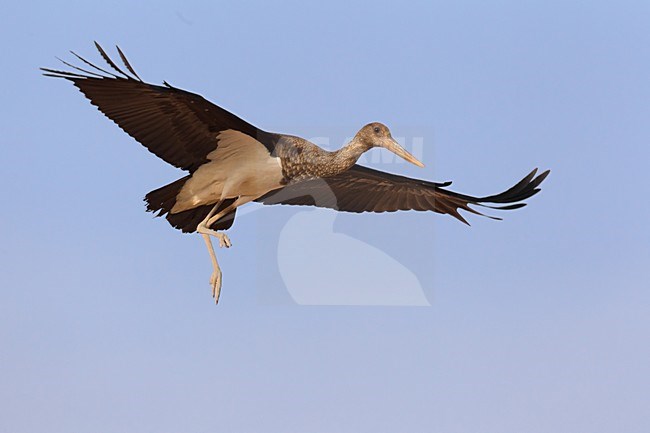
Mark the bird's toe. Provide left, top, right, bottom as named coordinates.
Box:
left=217, top=233, right=232, bottom=248
left=210, top=270, right=222, bottom=302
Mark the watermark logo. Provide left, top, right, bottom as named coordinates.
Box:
left=248, top=133, right=432, bottom=306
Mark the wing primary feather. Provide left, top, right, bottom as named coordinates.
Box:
left=93, top=41, right=131, bottom=78
left=451, top=209, right=470, bottom=225
left=478, top=202, right=527, bottom=211
left=70, top=50, right=120, bottom=78
left=40, top=67, right=89, bottom=79
left=529, top=170, right=550, bottom=189
left=478, top=168, right=538, bottom=202
left=485, top=170, right=548, bottom=204
left=55, top=56, right=106, bottom=78
left=115, top=45, right=143, bottom=81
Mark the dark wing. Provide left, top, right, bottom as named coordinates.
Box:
left=42, top=42, right=277, bottom=172
left=257, top=166, right=550, bottom=224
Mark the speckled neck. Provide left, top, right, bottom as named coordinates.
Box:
left=276, top=135, right=374, bottom=182
left=331, top=138, right=372, bottom=173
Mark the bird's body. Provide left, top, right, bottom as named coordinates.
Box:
left=43, top=43, right=550, bottom=303
left=171, top=130, right=284, bottom=213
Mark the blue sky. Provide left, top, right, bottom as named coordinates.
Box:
left=1, top=1, right=649, bottom=432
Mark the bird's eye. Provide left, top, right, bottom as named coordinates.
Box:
left=373, top=127, right=380, bottom=134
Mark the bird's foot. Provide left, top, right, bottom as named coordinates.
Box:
left=215, top=232, right=232, bottom=248
left=197, top=225, right=230, bottom=303
left=197, top=226, right=232, bottom=248
left=210, top=268, right=223, bottom=303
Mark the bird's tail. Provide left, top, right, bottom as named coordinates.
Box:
left=144, top=176, right=236, bottom=233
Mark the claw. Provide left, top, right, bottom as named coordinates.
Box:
left=211, top=269, right=223, bottom=303
left=216, top=233, right=232, bottom=248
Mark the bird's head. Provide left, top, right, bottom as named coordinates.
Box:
left=354, top=122, right=425, bottom=168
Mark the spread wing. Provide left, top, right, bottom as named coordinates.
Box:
left=42, top=42, right=277, bottom=172
left=257, top=166, right=550, bottom=224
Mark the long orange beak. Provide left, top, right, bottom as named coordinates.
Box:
left=385, top=138, right=425, bottom=167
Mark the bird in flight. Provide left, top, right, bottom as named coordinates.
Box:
left=43, top=43, right=549, bottom=303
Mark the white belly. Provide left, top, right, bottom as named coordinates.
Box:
left=171, top=130, right=284, bottom=213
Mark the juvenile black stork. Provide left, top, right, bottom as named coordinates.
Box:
left=43, top=43, right=550, bottom=303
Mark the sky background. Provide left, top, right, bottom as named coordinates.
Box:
left=1, top=1, right=649, bottom=432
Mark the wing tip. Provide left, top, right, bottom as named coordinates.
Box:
left=441, top=166, right=549, bottom=224
left=43, top=42, right=152, bottom=83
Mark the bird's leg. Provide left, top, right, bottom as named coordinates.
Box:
left=201, top=233, right=222, bottom=301
left=197, top=200, right=232, bottom=248
left=196, top=199, right=244, bottom=303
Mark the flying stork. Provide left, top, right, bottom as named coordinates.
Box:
left=42, top=43, right=550, bottom=303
